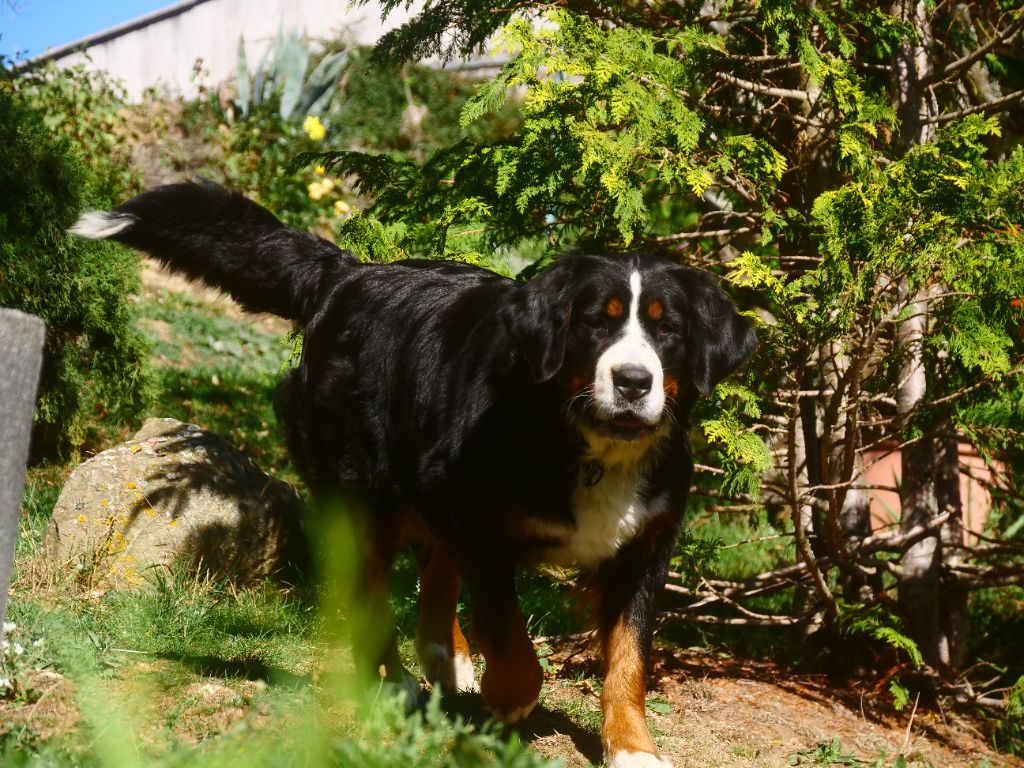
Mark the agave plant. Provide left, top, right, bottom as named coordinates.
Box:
left=233, top=31, right=348, bottom=123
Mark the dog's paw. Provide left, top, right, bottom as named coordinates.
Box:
left=480, top=656, right=542, bottom=724
left=417, top=642, right=479, bottom=694
left=451, top=650, right=479, bottom=693
left=376, top=672, right=422, bottom=714
left=488, top=699, right=537, bottom=724
left=606, top=750, right=672, bottom=768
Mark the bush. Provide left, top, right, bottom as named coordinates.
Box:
left=12, top=60, right=143, bottom=203
left=0, top=83, right=153, bottom=460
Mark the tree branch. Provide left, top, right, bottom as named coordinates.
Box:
left=647, top=226, right=755, bottom=244
left=714, top=72, right=811, bottom=102
left=660, top=610, right=802, bottom=627
left=928, top=88, right=1024, bottom=125
left=923, top=14, right=1024, bottom=86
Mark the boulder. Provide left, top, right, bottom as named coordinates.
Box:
left=43, top=418, right=308, bottom=587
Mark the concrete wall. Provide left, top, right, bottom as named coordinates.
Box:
left=42, top=0, right=420, bottom=99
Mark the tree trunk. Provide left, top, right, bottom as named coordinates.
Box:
left=898, top=434, right=944, bottom=667
left=890, top=0, right=966, bottom=676
left=936, top=429, right=967, bottom=671
left=894, top=277, right=939, bottom=664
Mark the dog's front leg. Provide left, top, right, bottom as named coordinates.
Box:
left=595, top=516, right=680, bottom=768
left=462, top=559, right=543, bottom=723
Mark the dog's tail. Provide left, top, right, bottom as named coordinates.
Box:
left=70, top=180, right=356, bottom=324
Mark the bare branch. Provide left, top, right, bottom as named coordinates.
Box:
left=859, top=511, right=954, bottom=552
left=660, top=610, right=802, bottom=627
left=924, top=14, right=1024, bottom=86
left=647, top=226, right=755, bottom=244
left=714, top=71, right=811, bottom=102
left=928, top=88, right=1024, bottom=125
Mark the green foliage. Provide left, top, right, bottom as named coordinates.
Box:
left=0, top=84, right=152, bottom=460
left=232, top=32, right=350, bottom=123
left=789, top=737, right=865, bottom=766
left=837, top=603, right=923, bottom=669
left=189, top=41, right=491, bottom=235
left=670, top=528, right=723, bottom=591
left=362, top=0, right=516, bottom=63
left=335, top=691, right=559, bottom=768
left=326, top=47, right=497, bottom=158
left=788, top=736, right=912, bottom=767
left=995, top=676, right=1024, bottom=753
left=206, top=103, right=344, bottom=231
left=700, top=384, right=774, bottom=501
left=888, top=679, right=912, bottom=713
left=327, top=9, right=788, bottom=253
left=810, top=117, right=1024, bottom=429
left=12, top=60, right=143, bottom=202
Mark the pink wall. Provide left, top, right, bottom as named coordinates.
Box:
left=862, top=443, right=996, bottom=544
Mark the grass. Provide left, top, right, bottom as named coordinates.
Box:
left=139, top=289, right=297, bottom=480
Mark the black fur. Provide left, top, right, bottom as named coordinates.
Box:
left=108, top=180, right=355, bottom=323
left=76, top=181, right=755, bottom=758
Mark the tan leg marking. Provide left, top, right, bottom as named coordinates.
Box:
left=416, top=545, right=477, bottom=692
left=601, top=619, right=664, bottom=764
left=476, top=609, right=543, bottom=723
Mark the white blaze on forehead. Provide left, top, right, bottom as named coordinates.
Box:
left=592, top=270, right=665, bottom=424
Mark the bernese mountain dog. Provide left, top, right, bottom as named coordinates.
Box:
left=72, top=181, right=755, bottom=768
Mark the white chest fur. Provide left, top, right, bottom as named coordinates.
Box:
left=542, top=435, right=669, bottom=568
left=557, top=470, right=666, bottom=567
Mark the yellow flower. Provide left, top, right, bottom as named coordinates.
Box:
left=333, top=199, right=351, bottom=217
left=308, top=177, right=335, bottom=201
left=303, top=115, right=326, bottom=141
left=314, top=165, right=326, bottom=176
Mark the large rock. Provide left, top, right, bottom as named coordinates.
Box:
left=43, top=418, right=308, bottom=587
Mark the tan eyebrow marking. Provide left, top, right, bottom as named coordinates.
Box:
left=647, top=301, right=663, bottom=321
left=664, top=373, right=679, bottom=397
left=606, top=298, right=625, bottom=318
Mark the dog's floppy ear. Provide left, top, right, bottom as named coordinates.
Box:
left=504, top=265, right=572, bottom=383
left=677, top=268, right=756, bottom=395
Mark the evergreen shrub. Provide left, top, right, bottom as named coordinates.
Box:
left=0, top=84, right=152, bottom=460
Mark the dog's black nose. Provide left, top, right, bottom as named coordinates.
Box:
left=612, top=364, right=653, bottom=402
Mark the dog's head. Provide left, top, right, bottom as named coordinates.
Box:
left=507, top=252, right=756, bottom=443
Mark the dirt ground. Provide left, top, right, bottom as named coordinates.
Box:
left=6, top=640, right=1016, bottom=767
left=516, top=644, right=1018, bottom=768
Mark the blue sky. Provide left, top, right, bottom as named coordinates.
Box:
left=1, top=0, right=173, bottom=60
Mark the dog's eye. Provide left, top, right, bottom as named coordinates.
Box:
left=657, top=322, right=679, bottom=339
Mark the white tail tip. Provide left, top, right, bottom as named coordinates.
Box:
left=68, top=211, right=137, bottom=239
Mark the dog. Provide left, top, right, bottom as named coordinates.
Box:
left=72, top=181, right=755, bottom=768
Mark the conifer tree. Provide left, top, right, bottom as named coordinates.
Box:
left=327, top=0, right=1024, bottom=709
